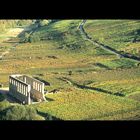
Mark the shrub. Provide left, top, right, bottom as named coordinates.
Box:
left=39, top=20, right=50, bottom=27
left=114, top=92, right=125, bottom=97
left=22, top=106, right=42, bottom=120
left=0, top=101, right=10, bottom=112
left=68, top=71, right=72, bottom=76
left=3, top=105, right=27, bottom=120
left=24, top=32, right=30, bottom=43
left=0, top=94, right=5, bottom=102
left=29, top=35, right=40, bottom=43
left=0, top=105, right=44, bottom=120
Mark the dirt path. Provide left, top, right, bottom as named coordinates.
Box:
left=79, top=20, right=140, bottom=62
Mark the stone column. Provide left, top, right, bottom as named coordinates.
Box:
left=17, top=82, right=19, bottom=92
left=21, top=84, right=23, bottom=94
left=42, top=83, right=44, bottom=94
left=22, top=85, right=25, bottom=95
left=27, top=92, right=31, bottom=105
left=35, top=82, right=37, bottom=90
left=23, top=85, right=27, bottom=96
left=25, top=87, right=27, bottom=96
left=24, top=76, right=27, bottom=83
left=40, top=85, right=42, bottom=92
left=27, top=85, right=31, bottom=104
left=42, top=83, right=46, bottom=101
left=37, top=83, right=39, bottom=91
left=33, top=82, right=35, bottom=89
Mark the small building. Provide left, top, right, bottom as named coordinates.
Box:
left=9, top=74, right=46, bottom=105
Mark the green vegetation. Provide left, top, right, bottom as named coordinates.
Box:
left=0, top=101, right=45, bottom=120
left=25, top=20, right=94, bottom=53
left=101, top=58, right=137, bottom=69
left=84, top=20, right=140, bottom=55
left=0, top=101, right=11, bottom=112
left=0, top=94, right=5, bottom=102
left=33, top=89, right=140, bottom=120
left=1, top=105, right=44, bottom=120
left=1, top=19, right=140, bottom=120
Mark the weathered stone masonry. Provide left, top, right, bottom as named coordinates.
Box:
left=9, top=74, right=46, bottom=104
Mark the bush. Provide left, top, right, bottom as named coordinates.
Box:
left=0, top=105, right=45, bottom=120
left=114, top=92, right=125, bottom=97
left=24, top=32, right=30, bottom=43
left=3, top=105, right=27, bottom=120
left=0, top=94, right=5, bottom=102
left=23, top=106, right=40, bottom=120
left=39, top=20, right=50, bottom=26
left=29, top=35, right=40, bottom=43
left=0, top=101, right=10, bottom=112
left=0, top=100, right=46, bottom=120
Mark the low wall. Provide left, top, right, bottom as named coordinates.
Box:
left=9, top=75, right=46, bottom=104
left=9, top=76, right=31, bottom=104
left=22, top=75, right=46, bottom=101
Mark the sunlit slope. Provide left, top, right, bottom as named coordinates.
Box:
left=1, top=20, right=140, bottom=85
left=28, top=20, right=95, bottom=53
left=84, top=20, right=140, bottom=56
left=33, top=89, right=140, bottom=120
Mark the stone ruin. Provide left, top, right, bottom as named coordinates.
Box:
left=9, top=74, right=46, bottom=105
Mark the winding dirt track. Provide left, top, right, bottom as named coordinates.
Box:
left=79, top=20, right=140, bottom=62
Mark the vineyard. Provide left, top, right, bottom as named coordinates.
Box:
left=84, top=20, right=140, bottom=56
left=33, top=88, right=140, bottom=120
left=1, top=20, right=140, bottom=120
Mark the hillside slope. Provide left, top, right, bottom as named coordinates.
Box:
left=1, top=20, right=140, bottom=120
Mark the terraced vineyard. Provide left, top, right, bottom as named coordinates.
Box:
left=1, top=20, right=140, bottom=120
left=33, top=89, right=140, bottom=120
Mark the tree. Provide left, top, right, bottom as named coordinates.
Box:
left=39, top=20, right=50, bottom=26
left=24, top=32, right=30, bottom=42
left=29, top=35, right=40, bottom=43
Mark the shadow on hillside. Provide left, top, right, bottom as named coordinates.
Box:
left=0, top=89, right=9, bottom=94
left=94, top=63, right=111, bottom=70
left=0, top=89, right=22, bottom=103
left=75, top=83, right=113, bottom=94
left=36, top=110, right=61, bottom=120
left=33, top=77, right=50, bottom=86
left=45, top=97, right=54, bottom=102
left=6, top=94, right=22, bottom=104
left=60, top=77, right=125, bottom=97
left=74, top=82, right=125, bottom=97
